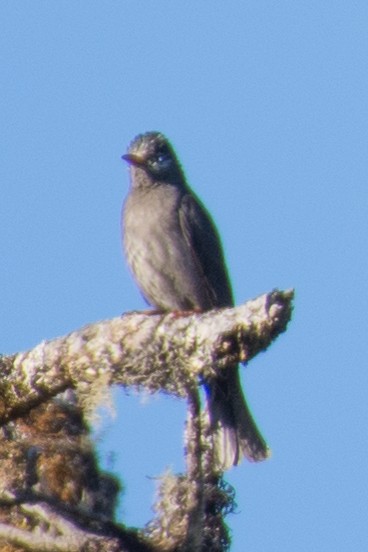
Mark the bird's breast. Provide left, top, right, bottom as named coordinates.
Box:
left=123, top=187, right=199, bottom=310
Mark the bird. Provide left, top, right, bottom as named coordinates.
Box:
left=121, top=131, right=270, bottom=469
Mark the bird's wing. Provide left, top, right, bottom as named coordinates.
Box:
left=178, top=193, right=234, bottom=308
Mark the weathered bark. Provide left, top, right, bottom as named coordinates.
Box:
left=0, top=289, right=292, bottom=424
left=0, top=289, right=293, bottom=551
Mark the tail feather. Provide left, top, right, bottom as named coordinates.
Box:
left=207, top=366, right=270, bottom=470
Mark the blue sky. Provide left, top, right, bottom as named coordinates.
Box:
left=1, top=2, right=367, bottom=550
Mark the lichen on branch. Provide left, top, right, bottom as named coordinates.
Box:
left=0, top=289, right=293, bottom=426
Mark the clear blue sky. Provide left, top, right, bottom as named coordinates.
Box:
left=1, top=2, right=367, bottom=551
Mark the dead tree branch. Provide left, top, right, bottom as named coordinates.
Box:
left=0, top=289, right=293, bottom=552
left=0, top=289, right=293, bottom=425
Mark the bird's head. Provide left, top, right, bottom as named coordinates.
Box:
left=122, top=132, right=184, bottom=184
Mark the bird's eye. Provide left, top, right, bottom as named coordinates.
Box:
left=148, top=149, right=172, bottom=172
left=157, top=154, right=168, bottom=164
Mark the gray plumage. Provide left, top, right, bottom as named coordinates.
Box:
left=121, top=131, right=269, bottom=469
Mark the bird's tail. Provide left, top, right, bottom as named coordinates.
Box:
left=206, top=366, right=270, bottom=470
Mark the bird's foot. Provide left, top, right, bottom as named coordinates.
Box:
left=170, top=307, right=203, bottom=318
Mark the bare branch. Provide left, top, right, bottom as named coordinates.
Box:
left=0, top=288, right=293, bottom=551
left=0, top=500, right=144, bottom=551
left=0, top=289, right=293, bottom=425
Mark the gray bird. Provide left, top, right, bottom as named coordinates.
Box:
left=121, top=131, right=269, bottom=469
